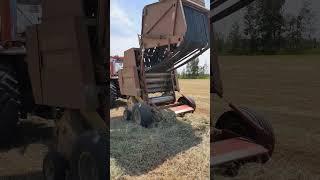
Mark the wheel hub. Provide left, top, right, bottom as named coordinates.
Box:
left=44, top=160, right=55, bottom=180
left=78, top=152, right=99, bottom=180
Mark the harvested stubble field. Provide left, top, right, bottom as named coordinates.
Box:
left=110, top=79, right=210, bottom=179
left=214, top=55, right=320, bottom=180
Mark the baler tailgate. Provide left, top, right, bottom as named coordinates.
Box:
left=211, top=138, right=268, bottom=166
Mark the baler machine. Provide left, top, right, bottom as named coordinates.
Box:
left=118, top=0, right=209, bottom=127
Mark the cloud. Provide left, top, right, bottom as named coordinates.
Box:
left=110, top=1, right=135, bottom=33
left=110, top=0, right=140, bottom=56
left=110, top=35, right=139, bottom=56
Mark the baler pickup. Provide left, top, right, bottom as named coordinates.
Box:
left=211, top=138, right=269, bottom=166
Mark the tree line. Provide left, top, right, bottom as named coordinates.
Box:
left=214, top=0, right=319, bottom=55
left=178, top=58, right=209, bottom=79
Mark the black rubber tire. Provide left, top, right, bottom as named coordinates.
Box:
left=132, top=103, right=153, bottom=128
left=71, top=131, right=108, bottom=180
left=43, top=151, right=67, bottom=180
left=0, top=64, right=20, bottom=143
left=110, top=81, right=118, bottom=108
left=123, top=108, right=131, bottom=121
left=215, top=107, right=275, bottom=158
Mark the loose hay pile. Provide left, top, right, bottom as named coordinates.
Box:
left=152, top=109, right=177, bottom=126
left=110, top=109, right=210, bottom=179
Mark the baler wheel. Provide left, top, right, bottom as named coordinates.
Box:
left=123, top=108, right=131, bottom=121
left=215, top=107, right=275, bottom=160
left=43, top=151, right=67, bottom=180
left=132, top=103, right=153, bottom=128
left=71, top=131, right=108, bottom=180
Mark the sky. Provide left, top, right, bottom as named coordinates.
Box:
left=110, top=0, right=210, bottom=72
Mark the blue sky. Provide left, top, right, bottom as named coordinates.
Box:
left=110, top=0, right=210, bottom=72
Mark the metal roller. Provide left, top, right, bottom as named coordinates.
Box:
left=149, top=95, right=175, bottom=104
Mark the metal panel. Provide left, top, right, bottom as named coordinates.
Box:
left=0, top=0, right=13, bottom=41
left=26, top=25, right=43, bottom=103
left=118, top=67, right=140, bottom=97
left=120, top=48, right=141, bottom=96
left=141, top=0, right=187, bottom=49
left=42, top=0, right=83, bottom=19
left=211, top=138, right=268, bottom=166
left=123, top=48, right=139, bottom=68
left=37, top=17, right=97, bottom=109
left=143, top=2, right=209, bottom=73
left=169, top=104, right=194, bottom=114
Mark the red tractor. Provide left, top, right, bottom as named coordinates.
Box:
left=110, top=56, right=124, bottom=107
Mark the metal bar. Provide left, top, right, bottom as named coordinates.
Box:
left=145, top=73, right=171, bottom=77
left=146, top=78, right=171, bottom=83
left=211, top=0, right=229, bottom=9
left=168, top=46, right=209, bottom=72
left=149, top=95, right=174, bottom=104
left=210, top=0, right=256, bottom=23
left=146, top=83, right=170, bottom=89
left=147, top=87, right=171, bottom=93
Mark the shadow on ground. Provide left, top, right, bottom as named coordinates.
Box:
left=0, top=118, right=53, bottom=152
left=0, top=171, right=43, bottom=180
left=110, top=115, right=202, bottom=176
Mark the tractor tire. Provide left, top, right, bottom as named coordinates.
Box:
left=132, top=103, right=153, bottom=128
left=71, top=131, right=108, bottom=180
left=215, top=107, right=275, bottom=159
left=0, top=64, right=20, bottom=143
left=43, top=151, right=67, bottom=180
left=110, top=81, right=118, bottom=108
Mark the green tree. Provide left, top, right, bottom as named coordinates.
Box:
left=185, top=58, right=200, bottom=79
left=257, top=0, right=286, bottom=53
left=283, top=1, right=316, bottom=50
left=228, top=22, right=241, bottom=53
left=244, top=1, right=260, bottom=53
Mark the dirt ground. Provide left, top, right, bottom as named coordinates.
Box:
left=214, top=55, right=320, bottom=180
left=110, top=79, right=210, bottom=179
left=0, top=118, right=53, bottom=179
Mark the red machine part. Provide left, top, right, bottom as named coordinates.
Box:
left=211, top=138, right=268, bottom=166
left=110, top=56, right=124, bottom=79
left=0, top=0, right=13, bottom=42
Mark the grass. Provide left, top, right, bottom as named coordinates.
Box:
left=110, top=79, right=210, bottom=179
left=213, top=55, right=320, bottom=179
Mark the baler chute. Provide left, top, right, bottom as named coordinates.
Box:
left=141, top=0, right=209, bottom=72
left=118, top=0, right=209, bottom=126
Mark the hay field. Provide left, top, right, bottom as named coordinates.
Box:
left=110, top=79, right=210, bottom=179
left=214, top=55, right=320, bottom=180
